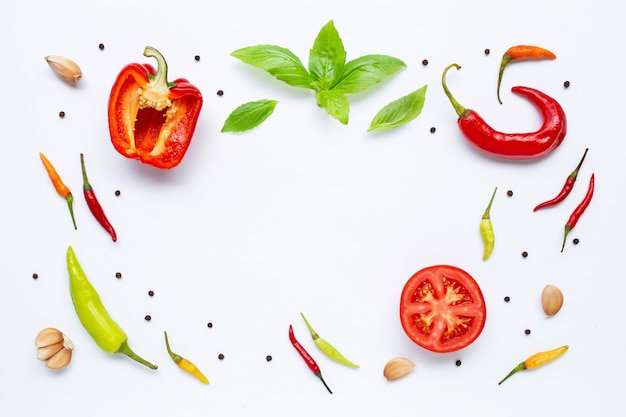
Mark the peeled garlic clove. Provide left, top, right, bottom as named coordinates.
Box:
left=383, top=357, right=416, bottom=381
left=45, top=55, right=82, bottom=84
left=37, top=341, right=64, bottom=361
left=46, top=347, right=72, bottom=370
left=542, top=284, right=564, bottom=317
left=35, top=327, right=64, bottom=348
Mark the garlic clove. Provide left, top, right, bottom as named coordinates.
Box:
left=383, top=357, right=416, bottom=381
left=35, top=328, right=63, bottom=348
left=37, top=341, right=64, bottom=361
left=542, top=284, right=564, bottom=317
left=45, top=348, right=72, bottom=370
left=44, top=55, right=82, bottom=84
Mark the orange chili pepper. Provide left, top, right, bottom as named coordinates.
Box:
left=39, top=152, right=77, bottom=229
left=497, top=45, right=557, bottom=104
left=164, top=331, right=209, bottom=384
left=498, top=345, right=568, bottom=385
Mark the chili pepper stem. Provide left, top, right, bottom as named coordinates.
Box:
left=442, top=63, right=469, bottom=118
left=561, top=225, right=572, bottom=252
left=483, top=187, right=497, bottom=220
left=496, top=54, right=513, bottom=105
left=316, top=372, right=333, bottom=394
left=163, top=331, right=183, bottom=364
left=498, top=362, right=526, bottom=385
left=117, top=340, right=158, bottom=370
left=143, top=46, right=176, bottom=90
left=300, top=313, right=320, bottom=341
left=65, top=193, right=77, bottom=229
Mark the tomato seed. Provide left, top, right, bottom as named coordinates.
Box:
left=59, top=111, right=65, bottom=118
left=217, top=90, right=224, bottom=96
left=194, top=55, right=200, bottom=61
left=430, top=127, right=436, bottom=133
left=504, top=296, right=510, bottom=302
left=145, top=315, right=152, bottom=321
left=522, top=251, right=528, bottom=258
left=484, top=48, right=490, bottom=55
left=148, top=290, right=154, bottom=297
left=115, top=272, right=122, bottom=279
left=524, top=329, right=531, bottom=335
left=564, top=80, right=570, bottom=88
left=218, top=353, right=224, bottom=360
left=422, top=59, right=429, bottom=66
left=266, top=355, right=273, bottom=362
left=98, top=43, right=105, bottom=50
left=455, top=360, right=462, bottom=366
left=507, top=190, right=513, bottom=197
left=207, top=322, right=213, bottom=328
left=573, top=238, right=580, bottom=245
left=32, top=273, right=39, bottom=279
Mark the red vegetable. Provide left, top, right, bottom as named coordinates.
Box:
left=497, top=45, right=556, bottom=104
left=561, top=173, right=594, bottom=252
left=534, top=148, right=589, bottom=211
left=400, top=265, right=486, bottom=353
left=288, top=324, right=332, bottom=394
left=442, top=63, right=567, bottom=160
left=108, top=46, right=203, bottom=169
left=80, top=153, right=117, bottom=242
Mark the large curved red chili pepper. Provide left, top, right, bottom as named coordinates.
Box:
left=108, top=46, right=203, bottom=169
left=442, top=63, right=567, bottom=160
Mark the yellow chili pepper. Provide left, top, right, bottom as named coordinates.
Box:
left=480, top=187, right=497, bottom=261
left=498, top=345, right=569, bottom=385
left=40, top=152, right=77, bottom=229
left=301, top=312, right=359, bottom=369
left=164, top=331, right=209, bottom=384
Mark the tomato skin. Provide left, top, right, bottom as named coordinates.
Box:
left=399, top=265, right=487, bottom=353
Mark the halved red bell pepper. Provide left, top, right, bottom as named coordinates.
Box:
left=108, top=46, right=203, bottom=169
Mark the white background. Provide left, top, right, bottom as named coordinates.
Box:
left=1, top=0, right=624, bottom=415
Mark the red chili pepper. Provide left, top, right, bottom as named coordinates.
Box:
left=561, top=173, right=594, bottom=252
left=534, top=148, right=589, bottom=211
left=442, top=63, right=567, bottom=160
left=288, top=324, right=332, bottom=394
left=80, top=153, right=117, bottom=242
left=108, top=46, right=203, bottom=169
left=497, top=45, right=556, bottom=104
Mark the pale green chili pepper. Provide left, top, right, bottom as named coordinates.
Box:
left=480, top=187, right=497, bottom=261
left=300, top=312, right=359, bottom=369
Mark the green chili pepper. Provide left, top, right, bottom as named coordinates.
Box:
left=67, top=246, right=158, bottom=370
left=480, top=187, right=497, bottom=261
left=300, top=312, right=359, bottom=369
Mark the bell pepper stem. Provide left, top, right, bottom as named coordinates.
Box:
left=442, top=63, right=469, bottom=118
left=117, top=340, right=158, bottom=370
left=143, top=46, right=176, bottom=90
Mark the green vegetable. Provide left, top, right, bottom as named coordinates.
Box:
left=231, top=20, right=406, bottom=124
left=222, top=99, right=278, bottom=132
left=368, top=85, right=427, bottom=131
left=300, top=312, right=359, bottom=369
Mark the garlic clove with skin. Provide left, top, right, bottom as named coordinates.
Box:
left=44, top=55, right=82, bottom=84
left=35, top=328, right=73, bottom=370
left=542, top=285, right=564, bottom=317
left=383, top=357, right=416, bottom=381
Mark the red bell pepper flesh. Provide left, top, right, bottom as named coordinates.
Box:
left=108, top=47, right=202, bottom=169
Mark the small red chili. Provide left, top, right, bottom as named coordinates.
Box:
left=288, top=324, right=332, bottom=394
left=534, top=148, right=589, bottom=211
left=80, top=153, right=117, bottom=242
left=442, top=63, right=567, bottom=160
left=561, top=173, right=594, bottom=252
left=497, top=45, right=556, bottom=104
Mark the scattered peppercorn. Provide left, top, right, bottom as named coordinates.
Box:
left=484, top=48, right=490, bottom=55
left=455, top=360, right=462, bottom=366
left=524, top=329, right=531, bottom=335
left=98, top=43, right=105, bottom=50
left=266, top=355, right=273, bottom=362
left=114, top=190, right=121, bottom=196
left=507, top=190, right=513, bottom=197
left=522, top=251, right=528, bottom=258
left=563, top=80, right=570, bottom=88
left=148, top=290, right=154, bottom=297
left=422, top=59, right=429, bottom=66
left=32, top=273, right=39, bottom=280
left=145, top=315, right=152, bottom=321
left=430, top=127, right=436, bottom=133
left=573, top=238, right=580, bottom=245
left=217, top=90, right=224, bottom=96
left=194, top=55, right=200, bottom=62
left=207, top=322, right=213, bottom=328
left=59, top=111, right=65, bottom=118
left=504, top=296, right=510, bottom=302
left=218, top=353, right=224, bottom=360
left=115, top=272, right=122, bottom=279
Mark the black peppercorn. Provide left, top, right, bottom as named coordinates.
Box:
left=422, top=59, right=429, bottom=66
left=207, top=322, right=213, bottom=328
left=430, top=127, right=436, bottom=133
left=99, top=43, right=105, bottom=50
left=59, top=111, right=65, bottom=118
left=148, top=290, right=154, bottom=297
left=507, top=190, right=513, bottom=197
left=564, top=80, right=570, bottom=88
left=115, top=272, right=122, bottom=279
left=145, top=315, right=152, bottom=321
left=194, top=55, right=200, bottom=61
left=217, top=90, right=224, bottom=96
left=218, top=353, right=224, bottom=360
left=266, top=355, right=273, bottom=362
left=455, top=359, right=462, bottom=366
left=524, top=329, right=531, bottom=335
left=32, top=273, right=39, bottom=279
left=504, top=296, right=510, bottom=302
left=484, top=48, right=490, bottom=55
left=573, top=238, right=580, bottom=245
left=522, top=251, right=528, bottom=258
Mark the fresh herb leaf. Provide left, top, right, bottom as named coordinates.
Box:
left=368, top=85, right=427, bottom=131
left=221, top=99, right=278, bottom=132
left=316, top=90, right=350, bottom=124
left=332, top=55, right=406, bottom=94
left=308, top=20, right=346, bottom=90
left=231, top=45, right=312, bottom=89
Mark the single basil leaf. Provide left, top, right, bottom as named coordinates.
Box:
left=221, top=99, right=278, bottom=132
left=231, top=45, right=313, bottom=89
left=331, top=55, right=406, bottom=94
left=316, top=90, right=350, bottom=124
left=308, top=20, right=346, bottom=91
left=368, top=85, right=427, bottom=132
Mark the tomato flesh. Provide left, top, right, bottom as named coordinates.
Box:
left=400, top=265, right=486, bottom=353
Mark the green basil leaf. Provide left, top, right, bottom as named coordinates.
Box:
left=368, top=85, right=427, bottom=132
left=308, top=20, right=346, bottom=90
left=231, top=45, right=313, bottom=89
left=331, top=55, right=406, bottom=94
left=316, top=90, right=349, bottom=124
left=221, top=99, right=278, bottom=132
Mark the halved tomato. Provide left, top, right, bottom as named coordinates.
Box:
left=400, top=265, right=486, bottom=353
